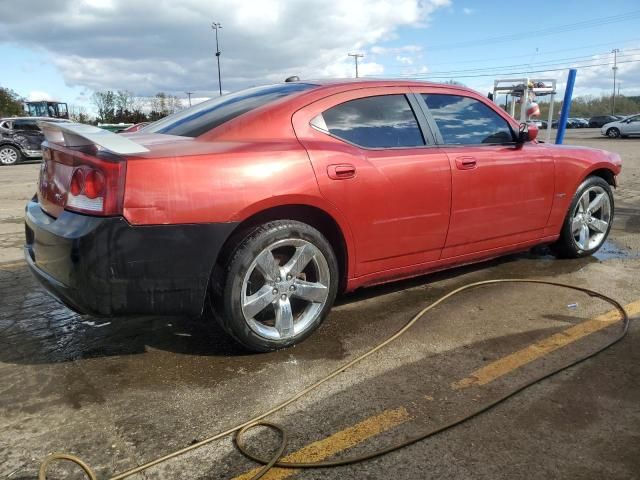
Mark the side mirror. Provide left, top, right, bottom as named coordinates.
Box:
left=517, top=122, right=538, bottom=143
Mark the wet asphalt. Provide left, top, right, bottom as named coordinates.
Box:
left=1, top=130, right=639, bottom=480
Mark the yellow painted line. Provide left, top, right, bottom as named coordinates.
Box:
left=233, top=299, right=639, bottom=479
left=452, top=300, right=640, bottom=389
left=232, top=407, right=410, bottom=480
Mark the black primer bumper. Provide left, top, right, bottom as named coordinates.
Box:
left=24, top=200, right=238, bottom=317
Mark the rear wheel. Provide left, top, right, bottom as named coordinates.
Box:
left=0, top=145, right=21, bottom=165
left=552, top=176, right=614, bottom=258
left=606, top=127, right=620, bottom=138
left=212, top=220, right=338, bottom=352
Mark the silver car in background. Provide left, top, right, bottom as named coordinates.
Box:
left=601, top=114, right=640, bottom=138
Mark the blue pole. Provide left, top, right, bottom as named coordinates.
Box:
left=555, top=68, right=577, bottom=144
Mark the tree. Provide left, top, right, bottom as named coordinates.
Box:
left=91, top=91, right=116, bottom=123
left=68, top=104, right=91, bottom=124
left=0, top=87, right=25, bottom=117
left=148, top=92, right=183, bottom=121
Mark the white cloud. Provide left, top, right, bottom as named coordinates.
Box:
left=0, top=0, right=450, bottom=97
left=396, top=55, right=414, bottom=65
left=27, top=91, right=54, bottom=101
left=462, top=7, right=473, bottom=15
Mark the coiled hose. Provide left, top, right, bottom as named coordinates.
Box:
left=38, top=279, right=629, bottom=480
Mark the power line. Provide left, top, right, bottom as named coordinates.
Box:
left=364, top=59, right=640, bottom=80
left=386, top=41, right=640, bottom=69
left=366, top=48, right=640, bottom=79
left=424, top=10, right=640, bottom=50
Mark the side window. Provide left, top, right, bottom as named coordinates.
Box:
left=422, top=94, right=514, bottom=145
left=13, top=120, right=40, bottom=132
left=628, top=115, right=640, bottom=123
left=318, top=95, right=425, bottom=148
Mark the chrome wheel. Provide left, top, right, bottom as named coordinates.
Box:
left=571, top=185, right=611, bottom=251
left=241, top=238, right=331, bottom=341
left=0, top=147, right=19, bottom=165
left=606, top=128, right=620, bottom=138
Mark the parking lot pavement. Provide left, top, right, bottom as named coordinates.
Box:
left=1, top=131, right=639, bottom=480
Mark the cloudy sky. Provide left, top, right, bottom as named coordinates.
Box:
left=1, top=0, right=639, bottom=112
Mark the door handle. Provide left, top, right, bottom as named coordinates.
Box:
left=455, top=156, right=477, bottom=170
left=328, top=164, right=356, bottom=179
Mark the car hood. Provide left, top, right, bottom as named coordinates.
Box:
left=601, top=121, right=619, bottom=129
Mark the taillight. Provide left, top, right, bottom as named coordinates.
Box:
left=64, top=156, right=126, bottom=216
left=84, top=170, right=105, bottom=199
left=70, top=168, right=84, bottom=196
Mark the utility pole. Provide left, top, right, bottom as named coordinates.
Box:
left=348, top=53, right=364, bottom=78
left=611, top=48, right=619, bottom=115
left=212, top=22, right=223, bottom=96
left=185, top=92, right=193, bottom=107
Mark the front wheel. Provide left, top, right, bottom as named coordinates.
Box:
left=552, top=176, right=614, bottom=258
left=606, top=127, right=621, bottom=138
left=213, top=220, right=339, bottom=352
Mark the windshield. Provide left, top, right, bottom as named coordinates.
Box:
left=142, top=83, right=316, bottom=138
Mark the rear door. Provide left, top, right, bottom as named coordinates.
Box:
left=411, top=89, right=554, bottom=258
left=13, top=119, right=44, bottom=150
left=292, top=88, right=451, bottom=277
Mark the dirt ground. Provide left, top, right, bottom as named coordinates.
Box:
left=1, top=129, right=638, bottom=480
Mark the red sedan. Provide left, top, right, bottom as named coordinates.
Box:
left=26, top=80, right=621, bottom=351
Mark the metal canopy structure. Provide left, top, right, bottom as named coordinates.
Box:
left=493, top=78, right=557, bottom=143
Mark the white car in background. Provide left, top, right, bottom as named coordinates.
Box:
left=600, top=114, right=640, bottom=138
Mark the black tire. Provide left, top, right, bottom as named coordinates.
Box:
left=210, top=220, right=339, bottom=352
left=606, top=127, right=620, bottom=138
left=0, top=145, right=21, bottom=166
left=552, top=176, right=614, bottom=258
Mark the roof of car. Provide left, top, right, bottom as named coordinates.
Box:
left=0, top=116, right=72, bottom=122
left=304, top=78, right=452, bottom=89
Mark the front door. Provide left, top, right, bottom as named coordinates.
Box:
left=412, top=90, right=554, bottom=258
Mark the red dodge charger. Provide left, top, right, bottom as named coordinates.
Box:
left=25, top=79, right=622, bottom=351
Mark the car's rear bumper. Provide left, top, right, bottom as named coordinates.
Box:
left=24, top=199, right=238, bottom=317
left=22, top=149, right=42, bottom=159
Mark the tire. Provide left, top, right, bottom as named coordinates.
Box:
left=552, top=176, right=614, bottom=258
left=606, top=127, right=620, bottom=138
left=211, top=220, right=339, bottom=352
left=0, top=145, right=21, bottom=166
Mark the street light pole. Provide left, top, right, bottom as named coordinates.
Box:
left=611, top=48, right=619, bottom=115
left=212, top=22, right=223, bottom=96
left=348, top=53, right=364, bottom=78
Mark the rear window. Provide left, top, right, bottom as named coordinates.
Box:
left=143, top=83, right=316, bottom=137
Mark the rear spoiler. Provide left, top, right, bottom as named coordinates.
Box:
left=37, top=121, right=150, bottom=155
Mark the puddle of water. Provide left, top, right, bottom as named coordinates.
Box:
left=593, top=240, right=638, bottom=261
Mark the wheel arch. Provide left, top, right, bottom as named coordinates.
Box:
left=217, top=203, right=352, bottom=293
left=584, top=166, right=617, bottom=188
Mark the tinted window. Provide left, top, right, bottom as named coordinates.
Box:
left=143, top=83, right=316, bottom=137
left=13, top=120, right=40, bottom=132
left=423, top=94, right=513, bottom=145
left=320, top=95, right=425, bottom=148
